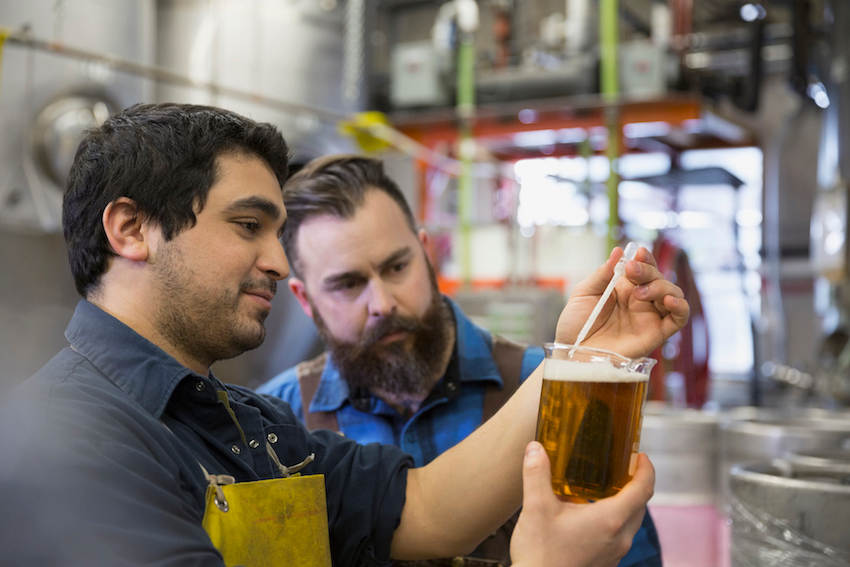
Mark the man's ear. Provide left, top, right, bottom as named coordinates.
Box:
left=288, top=277, right=314, bottom=319
left=102, top=197, right=149, bottom=262
left=417, top=228, right=435, bottom=266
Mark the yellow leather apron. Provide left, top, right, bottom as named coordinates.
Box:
left=199, top=446, right=332, bottom=567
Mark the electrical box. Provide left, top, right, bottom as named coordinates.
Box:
left=620, top=40, right=667, bottom=99
left=390, top=41, right=448, bottom=108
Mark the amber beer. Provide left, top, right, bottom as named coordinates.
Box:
left=535, top=345, right=654, bottom=501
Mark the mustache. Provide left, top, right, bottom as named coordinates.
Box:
left=360, top=314, right=422, bottom=350
left=240, top=278, right=277, bottom=296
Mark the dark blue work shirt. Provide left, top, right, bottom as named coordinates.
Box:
left=0, top=300, right=412, bottom=567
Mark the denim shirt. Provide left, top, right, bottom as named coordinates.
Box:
left=258, top=296, right=662, bottom=566
left=0, top=299, right=411, bottom=567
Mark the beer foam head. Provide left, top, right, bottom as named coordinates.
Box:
left=543, top=358, right=648, bottom=382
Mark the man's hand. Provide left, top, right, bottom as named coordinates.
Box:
left=556, top=246, right=689, bottom=358
left=510, top=442, right=655, bottom=567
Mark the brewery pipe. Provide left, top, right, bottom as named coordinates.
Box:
left=0, top=25, right=486, bottom=179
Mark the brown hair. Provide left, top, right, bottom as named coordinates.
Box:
left=281, top=154, right=417, bottom=276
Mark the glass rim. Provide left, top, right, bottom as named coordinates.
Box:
left=542, top=342, right=657, bottom=365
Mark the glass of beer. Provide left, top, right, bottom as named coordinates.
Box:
left=535, top=343, right=655, bottom=501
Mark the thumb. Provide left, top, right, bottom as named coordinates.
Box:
left=522, top=442, right=556, bottom=512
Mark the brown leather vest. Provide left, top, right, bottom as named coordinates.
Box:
left=296, top=334, right=528, bottom=567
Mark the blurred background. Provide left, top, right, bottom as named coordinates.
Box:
left=1, top=1, right=850, bottom=565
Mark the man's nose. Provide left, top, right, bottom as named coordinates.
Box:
left=367, top=280, right=398, bottom=318
left=259, top=238, right=290, bottom=281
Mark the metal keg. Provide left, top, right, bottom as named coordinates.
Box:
left=642, top=404, right=722, bottom=567
left=718, top=407, right=850, bottom=511
left=729, top=462, right=850, bottom=566
left=642, top=405, right=720, bottom=503
left=787, top=448, right=850, bottom=475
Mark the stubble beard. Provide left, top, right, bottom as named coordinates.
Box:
left=311, top=268, right=453, bottom=397
left=151, top=240, right=274, bottom=368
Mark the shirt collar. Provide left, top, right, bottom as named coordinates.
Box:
left=65, top=299, right=197, bottom=419
left=308, top=295, right=504, bottom=414
left=309, top=362, right=352, bottom=412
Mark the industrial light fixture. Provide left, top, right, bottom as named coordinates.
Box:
left=806, top=82, right=831, bottom=109
left=740, top=3, right=767, bottom=22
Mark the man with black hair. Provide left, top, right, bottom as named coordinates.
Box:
left=0, top=103, right=687, bottom=567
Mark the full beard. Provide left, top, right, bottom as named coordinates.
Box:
left=312, top=281, right=454, bottom=397
left=151, top=242, right=274, bottom=367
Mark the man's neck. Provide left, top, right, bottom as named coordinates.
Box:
left=90, top=291, right=211, bottom=377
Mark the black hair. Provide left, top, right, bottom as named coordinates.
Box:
left=63, top=102, right=290, bottom=297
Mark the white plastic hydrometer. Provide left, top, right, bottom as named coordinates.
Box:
left=573, top=242, right=640, bottom=348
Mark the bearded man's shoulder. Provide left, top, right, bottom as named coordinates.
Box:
left=296, top=352, right=330, bottom=381
left=256, top=352, right=327, bottom=400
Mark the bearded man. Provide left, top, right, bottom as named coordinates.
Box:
left=258, top=154, right=665, bottom=567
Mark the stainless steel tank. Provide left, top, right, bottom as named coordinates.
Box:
left=154, top=0, right=355, bottom=164
left=729, top=462, right=850, bottom=566
left=718, top=407, right=850, bottom=511
left=0, top=0, right=154, bottom=233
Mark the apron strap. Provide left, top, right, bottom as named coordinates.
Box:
left=484, top=334, right=527, bottom=422
left=198, top=461, right=236, bottom=512
left=297, top=353, right=342, bottom=433
left=267, top=442, right=315, bottom=478
left=200, top=450, right=316, bottom=513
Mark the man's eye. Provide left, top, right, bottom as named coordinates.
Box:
left=240, top=221, right=260, bottom=233
left=333, top=279, right=362, bottom=293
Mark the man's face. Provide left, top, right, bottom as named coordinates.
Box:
left=149, top=154, right=289, bottom=367
left=292, top=189, right=452, bottom=394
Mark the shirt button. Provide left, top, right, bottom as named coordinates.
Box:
left=267, top=433, right=278, bottom=444
left=248, top=439, right=260, bottom=449
left=195, top=381, right=206, bottom=392
left=446, top=382, right=458, bottom=392
left=230, top=444, right=241, bottom=455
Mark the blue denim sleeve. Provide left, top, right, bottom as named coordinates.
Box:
left=618, top=511, right=663, bottom=566
left=520, top=345, right=545, bottom=382
left=256, top=367, right=304, bottom=420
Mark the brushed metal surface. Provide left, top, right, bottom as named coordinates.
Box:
left=729, top=462, right=850, bottom=565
